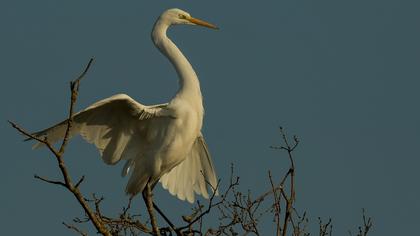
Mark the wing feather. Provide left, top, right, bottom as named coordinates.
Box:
left=28, top=94, right=171, bottom=165
left=160, top=135, right=218, bottom=203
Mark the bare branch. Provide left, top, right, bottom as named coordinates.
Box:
left=75, top=175, right=85, bottom=189
left=8, top=120, right=59, bottom=156
left=318, top=217, right=333, bottom=236
left=153, top=202, right=177, bottom=233
left=349, top=209, right=373, bottom=236
left=34, top=174, right=66, bottom=187
left=74, top=58, right=94, bottom=86
left=59, top=57, right=94, bottom=155
left=361, top=208, right=373, bottom=236
left=269, top=171, right=281, bottom=236
left=177, top=179, right=223, bottom=232
left=10, top=58, right=112, bottom=236
left=63, top=222, right=88, bottom=236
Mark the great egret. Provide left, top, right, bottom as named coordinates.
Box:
left=29, top=8, right=218, bottom=203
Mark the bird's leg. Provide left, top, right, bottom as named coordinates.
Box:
left=142, top=180, right=160, bottom=236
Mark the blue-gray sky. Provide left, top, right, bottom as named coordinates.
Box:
left=1, top=0, right=419, bottom=235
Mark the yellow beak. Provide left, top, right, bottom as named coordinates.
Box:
left=187, top=17, right=219, bottom=30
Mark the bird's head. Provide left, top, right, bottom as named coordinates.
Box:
left=160, top=8, right=218, bottom=30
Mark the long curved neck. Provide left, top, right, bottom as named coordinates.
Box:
left=152, top=20, right=202, bottom=101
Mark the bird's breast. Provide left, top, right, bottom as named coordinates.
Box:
left=156, top=100, right=203, bottom=172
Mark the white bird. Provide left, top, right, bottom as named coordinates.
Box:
left=29, top=8, right=218, bottom=203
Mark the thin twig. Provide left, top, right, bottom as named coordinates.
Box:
left=177, top=179, right=227, bottom=232
left=271, top=127, right=300, bottom=236
left=75, top=175, right=85, bottom=189
left=34, top=174, right=66, bottom=187
left=63, top=222, right=88, bottom=236
left=153, top=202, right=177, bottom=233
left=8, top=120, right=59, bottom=156
left=59, top=58, right=94, bottom=155
left=269, top=171, right=281, bottom=236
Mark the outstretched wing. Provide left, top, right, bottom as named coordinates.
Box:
left=160, top=135, right=218, bottom=203
left=28, top=93, right=171, bottom=164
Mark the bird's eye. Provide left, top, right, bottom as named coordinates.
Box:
left=178, top=14, right=187, bottom=19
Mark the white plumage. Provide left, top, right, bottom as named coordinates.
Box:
left=29, top=8, right=218, bottom=203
